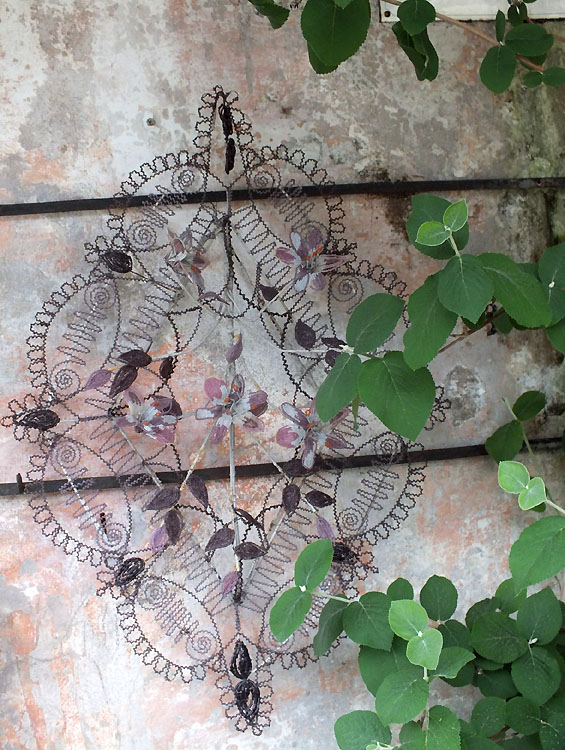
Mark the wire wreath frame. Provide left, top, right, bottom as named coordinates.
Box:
left=3, top=86, right=449, bottom=735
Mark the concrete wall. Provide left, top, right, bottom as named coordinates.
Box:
left=1, top=2, right=564, bottom=748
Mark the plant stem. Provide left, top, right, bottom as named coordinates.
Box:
left=438, top=309, right=504, bottom=354
left=313, top=590, right=351, bottom=603
left=448, top=232, right=461, bottom=258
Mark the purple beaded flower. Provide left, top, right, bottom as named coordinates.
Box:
left=116, top=391, right=181, bottom=444
left=276, top=401, right=348, bottom=469
left=195, top=375, right=268, bottom=444
left=275, top=228, right=348, bottom=292
left=165, top=228, right=209, bottom=290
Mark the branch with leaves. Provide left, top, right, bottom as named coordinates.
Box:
left=246, top=0, right=565, bottom=93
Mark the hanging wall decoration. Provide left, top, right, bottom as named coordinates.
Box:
left=4, top=87, right=447, bottom=734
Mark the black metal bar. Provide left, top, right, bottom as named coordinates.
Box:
left=2, top=436, right=560, bottom=497
left=1, top=177, right=565, bottom=217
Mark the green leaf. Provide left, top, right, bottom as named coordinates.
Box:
left=511, top=646, right=561, bottom=704
left=404, top=274, right=457, bottom=369
left=406, top=194, right=468, bottom=259
left=516, top=587, right=562, bottom=644
left=443, top=661, right=475, bottom=688
left=513, top=391, right=546, bottom=421
left=460, top=729, right=500, bottom=749
left=518, top=476, right=547, bottom=510
left=523, top=70, right=543, bottom=88
left=358, top=638, right=420, bottom=695
left=316, top=352, right=362, bottom=422
left=546, top=316, right=565, bottom=353
left=475, top=668, right=518, bottom=699
left=539, top=707, right=565, bottom=749
left=509, top=516, right=565, bottom=589
left=425, top=705, right=461, bottom=750
left=416, top=221, right=451, bottom=246
left=478, top=253, right=552, bottom=327
left=543, top=67, right=565, bottom=87
left=505, top=24, right=554, bottom=57
left=392, top=21, right=427, bottom=80
left=387, top=577, right=414, bottom=601
left=411, top=27, right=438, bottom=80
left=480, top=46, right=517, bottom=94
left=301, top=0, right=371, bottom=68
left=375, top=668, right=429, bottom=725
left=245, top=0, right=290, bottom=28
left=495, top=10, right=506, bottom=43
left=389, top=599, right=429, bottom=640
left=470, top=612, right=529, bottom=662
left=294, top=538, right=333, bottom=591
left=485, top=420, right=524, bottom=462
left=494, top=578, right=527, bottom=614
left=475, top=656, right=504, bottom=671
left=443, top=200, right=468, bottom=232
left=420, top=575, right=458, bottom=621
left=358, top=352, right=436, bottom=440
left=406, top=627, right=443, bottom=669
left=438, top=619, right=472, bottom=650
left=498, top=461, right=530, bottom=494
left=307, top=43, right=339, bottom=73
left=397, top=0, right=435, bottom=35
left=334, top=710, right=392, bottom=750
left=505, top=696, right=541, bottom=735
left=343, top=592, right=394, bottom=650
left=431, top=646, right=475, bottom=679
left=466, top=598, right=497, bottom=630
left=332, top=0, right=355, bottom=6
left=400, top=722, right=426, bottom=749
left=346, top=292, right=404, bottom=353
left=438, top=254, right=494, bottom=324
left=493, top=311, right=515, bottom=334
left=538, top=243, right=565, bottom=324
left=471, top=697, right=507, bottom=737
left=313, top=596, right=348, bottom=655
left=269, top=587, right=312, bottom=641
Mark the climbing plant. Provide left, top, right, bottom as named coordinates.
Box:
left=245, top=0, right=565, bottom=92
left=270, top=459, right=565, bottom=749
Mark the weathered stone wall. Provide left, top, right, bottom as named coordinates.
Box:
left=1, top=2, right=564, bottom=748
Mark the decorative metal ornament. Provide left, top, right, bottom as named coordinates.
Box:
left=4, top=87, right=448, bottom=735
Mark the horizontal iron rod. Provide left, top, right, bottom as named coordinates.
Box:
left=2, top=436, right=560, bottom=497
left=1, top=177, right=565, bottom=217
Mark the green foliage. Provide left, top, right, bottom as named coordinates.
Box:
left=512, top=391, right=546, bottom=421
left=301, top=0, right=371, bottom=69
left=538, top=243, right=565, bottom=324
left=511, top=647, right=561, bottom=704
left=396, top=0, right=436, bottom=36
left=389, top=599, right=429, bottom=640
left=505, top=696, right=541, bottom=735
left=406, top=194, right=468, bottom=258
left=471, top=696, right=506, bottom=736
left=269, top=586, right=312, bottom=641
left=420, top=574, right=458, bottom=621
left=333, top=710, right=391, bottom=750
left=518, top=476, right=547, bottom=511
left=375, top=669, right=429, bottom=725
left=516, top=588, right=562, bottom=645
left=404, top=274, right=457, bottom=369
left=509, top=516, right=565, bottom=589
left=294, top=538, right=334, bottom=591
left=313, top=597, right=348, bottom=655
left=478, top=253, right=552, bottom=328
left=498, top=460, right=530, bottom=494
left=485, top=420, right=523, bottom=462
left=387, top=577, right=414, bottom=600
left=343, top=592, right=393, bottom=650
left=358, top=352, right=435, bottom=439
left=315, top=352, right=362, bottom=422
left=480, top=46, right=517, bottom=94
left=431, top=646, right=474, bottom=678
left=406, top=627, right=443, bottom=669
left=346, top=292, right=404, bottom=353
left=504, top=24, right=554, bottom=57
left=245, top=0, right=289, bottom=28
left=470, top=612, right=529, bottom=662
left=438, top=255, right=494, bottom=324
